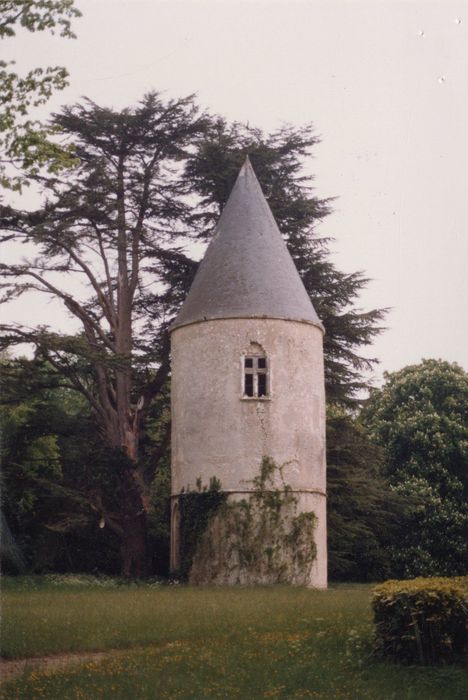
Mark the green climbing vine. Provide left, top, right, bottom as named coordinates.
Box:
left=177, top=476, right=227, bottom=579
left=189, top=457, right=317, bottom=585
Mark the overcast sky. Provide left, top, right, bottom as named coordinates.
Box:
left=5, top=0, right=468, bottom=385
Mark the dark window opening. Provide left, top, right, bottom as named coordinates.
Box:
left=244, top=373, right=254, bottom=397
left=258, top=373, right=267, bottom=397
left=243, top=355, right=269, bottom=398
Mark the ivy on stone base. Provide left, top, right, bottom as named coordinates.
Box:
left=177, top=477, right=227, bottom=580
left=189, top=457, right=317, bottom=585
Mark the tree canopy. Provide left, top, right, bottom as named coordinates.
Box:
left=1, top=93, right=209, bottom=575
left=362, top=359, right=468, bottom=577
left=326, top=405, right=405, bottom=581
left=0, top=0, right=81, bottom=189
left=0, top=354, right=124, bottom=574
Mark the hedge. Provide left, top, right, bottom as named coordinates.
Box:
left=372, top=576, right=468, bottom=665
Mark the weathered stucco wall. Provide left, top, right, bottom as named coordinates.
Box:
left=171, top=317, right=327, bottom=587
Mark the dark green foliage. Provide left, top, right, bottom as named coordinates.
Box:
left=327, top=405, right=406, bottom=581
left=0, top=357, right=176, bottom=576
left=1, top=510, right=26, bottom=573
left=373, top=577, right=468, bottom=665
left=0, top=356, right=122, bottom=574
left=363, top=360, right=468, bottom=488
left=0, top=359, right=170, bottom=578
left=146, top=455, right=171, bottom=577
left=0, top=92, right=206, bottom=575
left=362, top=360, right=468, bottom=577
left=177, top=477, right=226, bottom=579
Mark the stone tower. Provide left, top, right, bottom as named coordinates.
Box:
left=170, top=158, right=327, bottom=588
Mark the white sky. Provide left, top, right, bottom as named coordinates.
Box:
left=4, top=0, right=468, bottom=384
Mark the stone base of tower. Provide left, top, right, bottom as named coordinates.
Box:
left=171, top=491, right=327, bottom=589
left=297, top=492, right=327, bottom=589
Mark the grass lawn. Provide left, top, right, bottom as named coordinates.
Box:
left=1, top=576, right=467, bottom=699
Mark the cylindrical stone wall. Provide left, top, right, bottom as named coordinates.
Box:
left=170, top=317, right=327, bottom=588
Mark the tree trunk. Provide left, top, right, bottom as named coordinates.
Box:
left=101, top=404, right=148, bottom=577
left=118, top=468, right=148, bottom=578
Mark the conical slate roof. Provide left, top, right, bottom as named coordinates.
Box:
left=171, top=157, right=323, bottom=332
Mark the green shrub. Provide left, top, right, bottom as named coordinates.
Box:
left=372, top=576, right=468, bottom=665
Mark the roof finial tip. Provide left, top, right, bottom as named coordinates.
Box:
left=239, top=154, right=252, bottom=177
